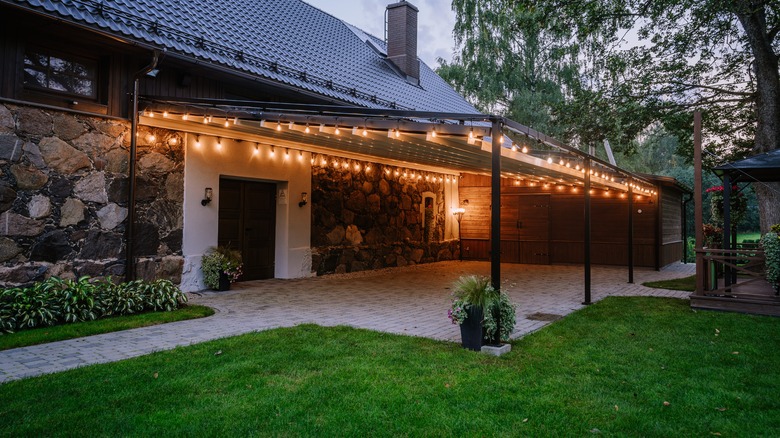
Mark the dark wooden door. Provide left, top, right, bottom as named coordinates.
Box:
left=517, top=194, right=550, bottom=264
left=218, top=178, right=276, bottom=280
left=500, top=194, right=550, bottom=264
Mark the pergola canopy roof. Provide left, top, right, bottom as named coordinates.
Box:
left=713, top=149, right=780, bottom=183
left=141, top=98, right=661, bottom=194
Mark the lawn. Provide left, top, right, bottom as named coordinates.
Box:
left=1, top=297, right=778, bottom=436
left=0, top=305, right=214, bottom=351
left=643, top=275, right=696, bottom=291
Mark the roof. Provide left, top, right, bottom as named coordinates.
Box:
left=713, top=149, right=780, bottom=183
left=6, top=0, right=480, bottom=114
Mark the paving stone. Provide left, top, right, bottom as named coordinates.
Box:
left=0, top=261, right=694, bottom=383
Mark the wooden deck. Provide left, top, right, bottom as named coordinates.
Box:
left=692, top=247, right=780, bottom=317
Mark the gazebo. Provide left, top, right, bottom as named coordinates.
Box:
left=692, top=148, right=780, bottom=316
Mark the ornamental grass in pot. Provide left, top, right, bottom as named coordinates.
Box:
left=448, top=275, right=516, bottom=351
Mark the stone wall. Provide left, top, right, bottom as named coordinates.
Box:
left=311, top=154, right=459, bottom=275
left=0, top=103, right=184, bottom=286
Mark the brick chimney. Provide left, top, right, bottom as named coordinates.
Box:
left=386, top=1, right=419, bottom=81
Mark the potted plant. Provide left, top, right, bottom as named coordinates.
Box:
left=448, top=275, right=516, bottom=350
left=201, top=246, right=243, bottom=291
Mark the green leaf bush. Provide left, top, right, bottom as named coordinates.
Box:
left=0, top=277, right=187, bottom=334
left=201, top=246, right=243, bottom=290
left=761, top=228, right=780, bottom=294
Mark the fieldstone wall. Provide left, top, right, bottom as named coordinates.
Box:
left=311, top=154, right=459, bottom=275
left=0, top=103, right=184, bottom=286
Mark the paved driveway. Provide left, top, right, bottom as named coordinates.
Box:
left=0, top=261, right=693, bottom=383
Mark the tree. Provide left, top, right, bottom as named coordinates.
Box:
left=443, top=0, right=780, bottom=232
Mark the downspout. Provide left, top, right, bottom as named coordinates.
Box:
left=682, top=193, right=693, bottom=263
left=126, top=50, right=161, bottom=282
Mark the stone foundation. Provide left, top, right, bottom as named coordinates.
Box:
left=0, top=104, right=184, bottom=286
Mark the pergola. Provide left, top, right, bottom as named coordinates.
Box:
left=137, top=97, right=661, bottom=308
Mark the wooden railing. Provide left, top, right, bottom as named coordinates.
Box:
left=695, top=247, right=766, bottom=296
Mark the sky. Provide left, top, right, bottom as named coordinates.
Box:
left=301, top=0, right=458, bottom=68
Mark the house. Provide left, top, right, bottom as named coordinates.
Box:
left=0, top=0, right=688, bottom=292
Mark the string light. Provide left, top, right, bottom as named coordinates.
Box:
left=162, top=111, right=169, bottom=117
left=321, top=158, right=327, bottom=166
left=276, top=121, right=282, bottom=132
left=335, top=125, right=341, bottom=135
left=216, top=138, right=222, bottom=150
left=468, top=128, right=474, bottom=139
left=147, top=111, right=154, bottom=118
left=253, top=144, right=259, bottom=156
left=182, top=113, right=189, bottom=121
left=194, top=135, right=201, bottom=148
left=521, top=145, right=528, bottom=153
left=233, top=117, right=238, bottom=125
left=431, top=126, right=437, bottom=138
left=285, top=148, right=290, bottom=159
left=270, top=145, right=276, bottom=156
left=305, top=123, right=311, bottom=134
left=147, top=133, right=156, bottom=142
left=298, top=150, right=303, bottom=161
left=559, top=159, right=565, bottom=166
left=511, top=143, right=518, bottom=152
left=224, top=118, right=230, bottom=128
left=362, top=127, right=368, bottom=137
left=547, top=157, right=553, bottom=164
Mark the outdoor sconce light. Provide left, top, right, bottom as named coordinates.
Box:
left=451, top=207, right=466, bottom=223
left=201, top=188, right=213, bottom=206
left=298, top=192, right=308, bottom=207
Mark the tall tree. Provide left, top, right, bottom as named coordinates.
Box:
left=443, top=0, right=780, bottom=231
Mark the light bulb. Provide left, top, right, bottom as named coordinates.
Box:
left=547, top=157, right=553, bottom=164
left=521, top=146, right=528, bottom=153
left=253, top=146, right=259, bottom=156
left=276, top=121, right=282, bottom=131
left=224, top=118, right=230, bottom=128
left=305, top=124, right=311, bottom=134
left=216, top=139, right=222, bottom=150
left=163, top=111, right=169, bottom=117
left=194, top=136, right=201, bottom=148
left=468, top=128, right=474, bottom=139
left=431, top=128, right=437, bottom=138
left=335, top=126, right=341, bottom=135
left=363, top=128, right=368, bottom=136
left=182, top=113, right=189, bottom=121
left=394, top=129, right=400, bottom=138
left=511, top=144, right=517, bottom=152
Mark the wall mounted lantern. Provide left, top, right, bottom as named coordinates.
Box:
left=201, top=187, right=213, bottom=206
left=298, top=192, right=308, bottom=207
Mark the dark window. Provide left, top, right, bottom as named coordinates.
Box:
left=23, top=49, right=97, bottom=99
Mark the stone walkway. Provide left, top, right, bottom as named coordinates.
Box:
left=0, top=261, right=694, bottom=383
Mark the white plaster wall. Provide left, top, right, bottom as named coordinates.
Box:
left=444, top=176, right=460, bottom=240
left=181, top=134, right=312, bottom=291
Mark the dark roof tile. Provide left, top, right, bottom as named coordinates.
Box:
left=13, top=0, right=479, bottom=114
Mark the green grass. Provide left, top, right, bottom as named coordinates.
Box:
left=738, top=232, right=761, bottom=243
left=1, top=297, right=778, bottom=436
left=0, top=305, right=214, bottom=351
left=643, top=275, right=696, bottom=291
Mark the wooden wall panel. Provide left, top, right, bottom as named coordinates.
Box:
left=457, top=173, right=670, bottom=268
left=662, top=188, right=683, bottom=244
left=459, top=186, right=491, bottom=239
left=661, top=241, right=683, bottom=266
left=461, top=239, right=490, bottom=260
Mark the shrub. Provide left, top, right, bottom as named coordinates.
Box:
left=0, top=277, right=188, bottom=334
left=201, top=246, right=243, bottom=290
left=761, top=230, right=780, bottom=294
left=483, top=291, right=517, bottom=343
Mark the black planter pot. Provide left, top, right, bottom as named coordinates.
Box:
left=217, top=272, right=231, bottom=291
left=459, top=306, right=484, bottom=351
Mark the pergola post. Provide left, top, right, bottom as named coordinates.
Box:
left=694, top=111, right=704, bottom=294
left=584, top=158, right=592, bottom=304
left=628, top=178, right=634, bottom=284
left=490, top=118, right=502, bottom=343
left=723, top=175, right=732, bottom=289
